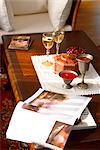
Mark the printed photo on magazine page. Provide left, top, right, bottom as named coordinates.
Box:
left=46, top=121, right=72, bottom=149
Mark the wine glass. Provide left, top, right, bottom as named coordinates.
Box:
left=53, top=29, right=64, bottom=55
left=59, top=70, right=78, bottom=89
left=42, top=32, right=54, bottom=66
left=76, top=54, right=93, bottom=89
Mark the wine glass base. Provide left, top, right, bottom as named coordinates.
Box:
left=77, top=82, right=88, bottom=89
left=63, top=84, right=72, bottom=89
left=42, top=61, right=53, bottom=67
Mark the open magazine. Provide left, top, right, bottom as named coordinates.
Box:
left=6, top=88, right=95, bottom=150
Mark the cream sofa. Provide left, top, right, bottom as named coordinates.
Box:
left=0, top=0, right=81, bottom=44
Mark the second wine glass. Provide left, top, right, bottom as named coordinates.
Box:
left=42, top=32, right=54, bottom=66
left=53, top=29, right=64, bottom=55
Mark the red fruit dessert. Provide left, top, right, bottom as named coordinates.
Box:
left=66, top=46, right=84, bottom=56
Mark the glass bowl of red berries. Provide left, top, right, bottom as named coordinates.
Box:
left=66, top=46, right=84, bottom=57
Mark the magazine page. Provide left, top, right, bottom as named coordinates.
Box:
left=6, top=101, right=72, bottom=150
left=6, top=101, right=56, bottom=144
left=23, top=89, right=91, bottom=125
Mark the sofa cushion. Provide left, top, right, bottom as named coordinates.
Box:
left=48, top=0, right=72, bottom=29
left=0, top=0, right=14, bottom=31
left=11, top=0, right=48, bottom=15
left=0, top=13, right=72, bottom=44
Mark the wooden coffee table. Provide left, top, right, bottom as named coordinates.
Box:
left=2, top=31, right=100, bottom=149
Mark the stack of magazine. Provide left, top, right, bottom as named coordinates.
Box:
left=8, top=35, right=32, bottom=50
left=6, top=88, right=96, bottom=150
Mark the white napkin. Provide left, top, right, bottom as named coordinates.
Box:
left=31, top=55, right=100, bottom=95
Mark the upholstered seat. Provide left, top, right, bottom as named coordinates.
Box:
left=0, top=13, right=72, bottom=42
left=0, top=0, right=81, bottom=44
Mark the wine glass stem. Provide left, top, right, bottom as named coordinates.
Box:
left=82, top=73, right=85, bottom=83
left=56, top=43, right=60, bottom=55
left=46, top=49, right=50, bottom=62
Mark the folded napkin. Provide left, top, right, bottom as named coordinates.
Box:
left=31, top=55, right=100, bottom=95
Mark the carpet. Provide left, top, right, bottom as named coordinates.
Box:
left=0, top=70, right=29, bottom=150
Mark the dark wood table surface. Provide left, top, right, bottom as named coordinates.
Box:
left=2, top=31, right=100, bottom=150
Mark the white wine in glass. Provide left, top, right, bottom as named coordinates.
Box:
left=42, top=32, right=54, bottom=66
left=53, top=29, right=64, bottom=55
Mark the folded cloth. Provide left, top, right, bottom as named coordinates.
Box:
left=31, top=55, right=100, bottom=95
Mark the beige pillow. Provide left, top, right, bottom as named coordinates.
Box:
left=48, top=0, right=73, bottom=29
left=11, top=0, right=48, bottom=15
left=0, top=0, right=14, bottom=31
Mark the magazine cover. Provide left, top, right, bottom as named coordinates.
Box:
left=8, top=36, right=32, bottom=50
